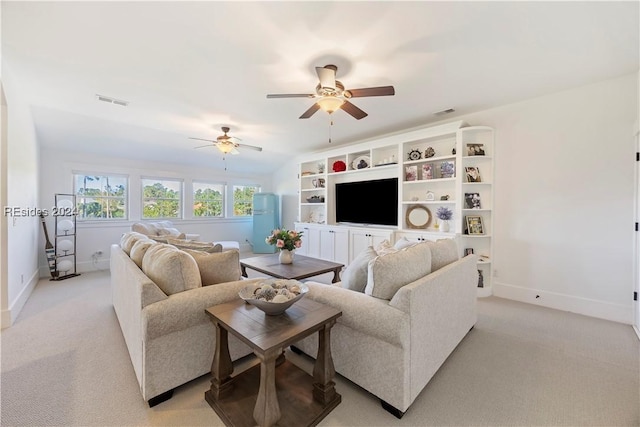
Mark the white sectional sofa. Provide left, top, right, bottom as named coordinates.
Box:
left=110, top=231, right=259, bottom=406
left=292, top=238, right=478, bottom=418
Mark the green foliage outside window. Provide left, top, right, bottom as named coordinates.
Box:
left=142, top=179, right=181, bottom=218
left=193, top=183, right=224, bottom=217
left=75, top=174, right=127, bottom=219
left=233, top=185, right=259, bottom=216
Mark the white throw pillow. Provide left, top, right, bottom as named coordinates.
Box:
left=130, top=238, right=156, bottom=269
left=120, top=231, right=150, bottom=255
left=341, top=246, right=378, bottom=293
left=142, top=244, right=202, bottom=295
left=375, top=239, right=398, bottom=256
left=365, top=242, right=432, bottom=300
left=182, top=249, right=241, bottom=286
left=393, top=237, right=417, bottom=250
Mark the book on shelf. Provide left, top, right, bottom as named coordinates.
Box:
left=405, top=165, right=418, bottom=181
left=421, top=163, right=433, bottom=180
left=465, top=166, right=481, bottom=182
left=464, top=193, right=482, bottom=209
left=440, top=161, right=455, bottom=178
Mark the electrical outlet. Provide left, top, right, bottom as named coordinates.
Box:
left=93, top=250, right=103, bottom=258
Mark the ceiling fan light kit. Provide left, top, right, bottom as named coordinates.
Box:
left=267, top=64, right=395, bottom=121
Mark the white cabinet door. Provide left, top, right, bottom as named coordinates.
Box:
left=349, top=229, right=393, bottom=262
left=295, top=224, right=321, bottom=257
left=319, top=227, right=349, bottom=265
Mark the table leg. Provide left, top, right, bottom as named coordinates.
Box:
left=208, top=321, right=234, bottom=400
left=331, top=268, right=341, bottom=284
left=312, top=320, right=338, bottom=405
left=253, top=348, right=281, bottom=427
left=240, top=264, right=248, bottom=278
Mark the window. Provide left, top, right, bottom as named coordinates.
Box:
left=142, top=178, right=182, bottom=219
left=74, top=174, right=127, bottom=219
left=233, top=185, right=260, bottom=216
left=193, top=182, right=224, bottom=217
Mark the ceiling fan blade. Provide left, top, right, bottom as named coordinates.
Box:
left=316, top=66, right=336, bottom=89
left=237, top=143, right=263, bottom=152
left=299, top=103, right=321, bottom=119
left=340, top=100, right=368, bottom=120
left=346, top=86, right=395, bottom=98
left=194, top=144, right=213, bottom=149
left=189, top=137, right=216, bottom=143
left=267, top=93, right=315, bottom=99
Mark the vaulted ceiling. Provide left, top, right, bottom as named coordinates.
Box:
left=3, top=1, right=638, bottom=174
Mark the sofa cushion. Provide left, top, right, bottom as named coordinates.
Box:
left=341, top=246, right=378, bottom=293
left=120, top=231, right=151, bottom=256
left=167, top=238, right=223, bottom=253
left=182, top=249, right=241, bottom=286
left=426, top=238, right=459, bottom=271
left=130, top=238, right=157, bottom=269
left=142, top=244, right=202, bottom=295
left=365, top=242, right=432, bottom=300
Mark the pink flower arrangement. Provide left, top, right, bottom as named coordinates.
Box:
left=265, top=229, right=303, bottom=251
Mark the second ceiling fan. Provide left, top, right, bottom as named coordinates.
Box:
left=266, top=64, right=395, bottom=120
left=189, top=127, right=262, bottom=155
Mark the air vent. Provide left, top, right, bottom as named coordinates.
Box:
left=433, top=108, right=455, bottom=116
left=96, top=94, right=129, bottom=107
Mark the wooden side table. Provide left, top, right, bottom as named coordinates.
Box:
left=205, top=298, right=342, bottom=427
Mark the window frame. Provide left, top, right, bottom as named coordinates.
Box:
left=192, top=180, right=226, bottom=218
left=141, top=177, right=184, bottom=219
left=232, top=184, right=261, bottom=217
left=73, top=172, right=129, bottom=221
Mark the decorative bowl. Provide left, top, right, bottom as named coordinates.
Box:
left=239, top=279, right=308, bottom=315
left=306, top=196, right=325, bottom=203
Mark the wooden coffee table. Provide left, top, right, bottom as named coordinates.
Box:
left=205, top=298, right=342, bottom=427
left=240, top=253, right=344, bottom=284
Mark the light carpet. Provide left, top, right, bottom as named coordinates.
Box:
left=1, top=270, right=638, bottom=426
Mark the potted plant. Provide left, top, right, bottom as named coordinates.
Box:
left=436, top=207, right=453, bottom=232
left=265, top=229, right=303, bottom=264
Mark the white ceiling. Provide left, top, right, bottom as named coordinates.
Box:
left=2, top=1, right=638, bottom=175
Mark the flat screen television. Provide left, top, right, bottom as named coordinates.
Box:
left=335, top=178, right=398, bottom=226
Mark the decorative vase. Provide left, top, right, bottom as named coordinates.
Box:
left=279, top=249, right=294, bottom=264
left=440, top=221, right=450, bottom=232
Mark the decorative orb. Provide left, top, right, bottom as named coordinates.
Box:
left=57, top=220, right=75, bottom=234
left=57, top=199, right=74, bottom=209
left=57, top=260, right=73, bottom=273
left=57, top=239, right=74, bottom=254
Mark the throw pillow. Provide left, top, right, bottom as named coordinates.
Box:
left=120, top=231, right=150, bottom=255
left=142, top=244, right=202, bottom=295
left=341, top=246, right=378, bottom=293
left=375, top=239, right=398, bottom=256
left=426, top=238, right=459, bottom=271
left=166, top=237, right=223, bottom=253
left=393, top=237, right=417, bottom=250
left=157, top=227, right=184, bottom=238
left=182, top=249, right=241, bottom=286
left=365, top=242, right=432, bottom=300
left=129, top=238, right=156, bottom=269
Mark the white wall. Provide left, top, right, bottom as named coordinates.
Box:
left=283, top=73, right=638, bottom=324
left=1, top=67, right=41, bottom=328
left=38, top=150, right=271, bottom=276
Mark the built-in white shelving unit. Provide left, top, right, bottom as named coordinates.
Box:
left=296, top=121, right=495, bottom=297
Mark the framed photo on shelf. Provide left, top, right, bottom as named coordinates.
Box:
left=466, top=144, right=485, bottom=156
left=464, top=193, right=482, bottom=209
left=440, top=161, right=455, bottom=178
left=465, top=166, right=481, bottom=182
left=464, top=248, right=474, bottom=256
left=405, top=165, right=418, bottom=181
left=465, top=215, right=485, bottom=235
left=421, top=163, right=433, bottom=180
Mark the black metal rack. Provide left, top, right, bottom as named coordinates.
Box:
left=51, top=193, right=80, bottom=281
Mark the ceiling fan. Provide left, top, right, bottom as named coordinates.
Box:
left=189, top=127, right=263, bottom=155
left=266, top=64, right=395, bottom=120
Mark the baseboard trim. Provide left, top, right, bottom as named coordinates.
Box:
left=493, top=281, right=633, bottom=325
left=633, top=325, right=640, bottom=341
left=1, top=268, right=39, bottom=329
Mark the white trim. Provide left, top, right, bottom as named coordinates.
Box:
left=1, top=268, right=39, bottom=329
left=494, top=281, right=633, bottom=325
